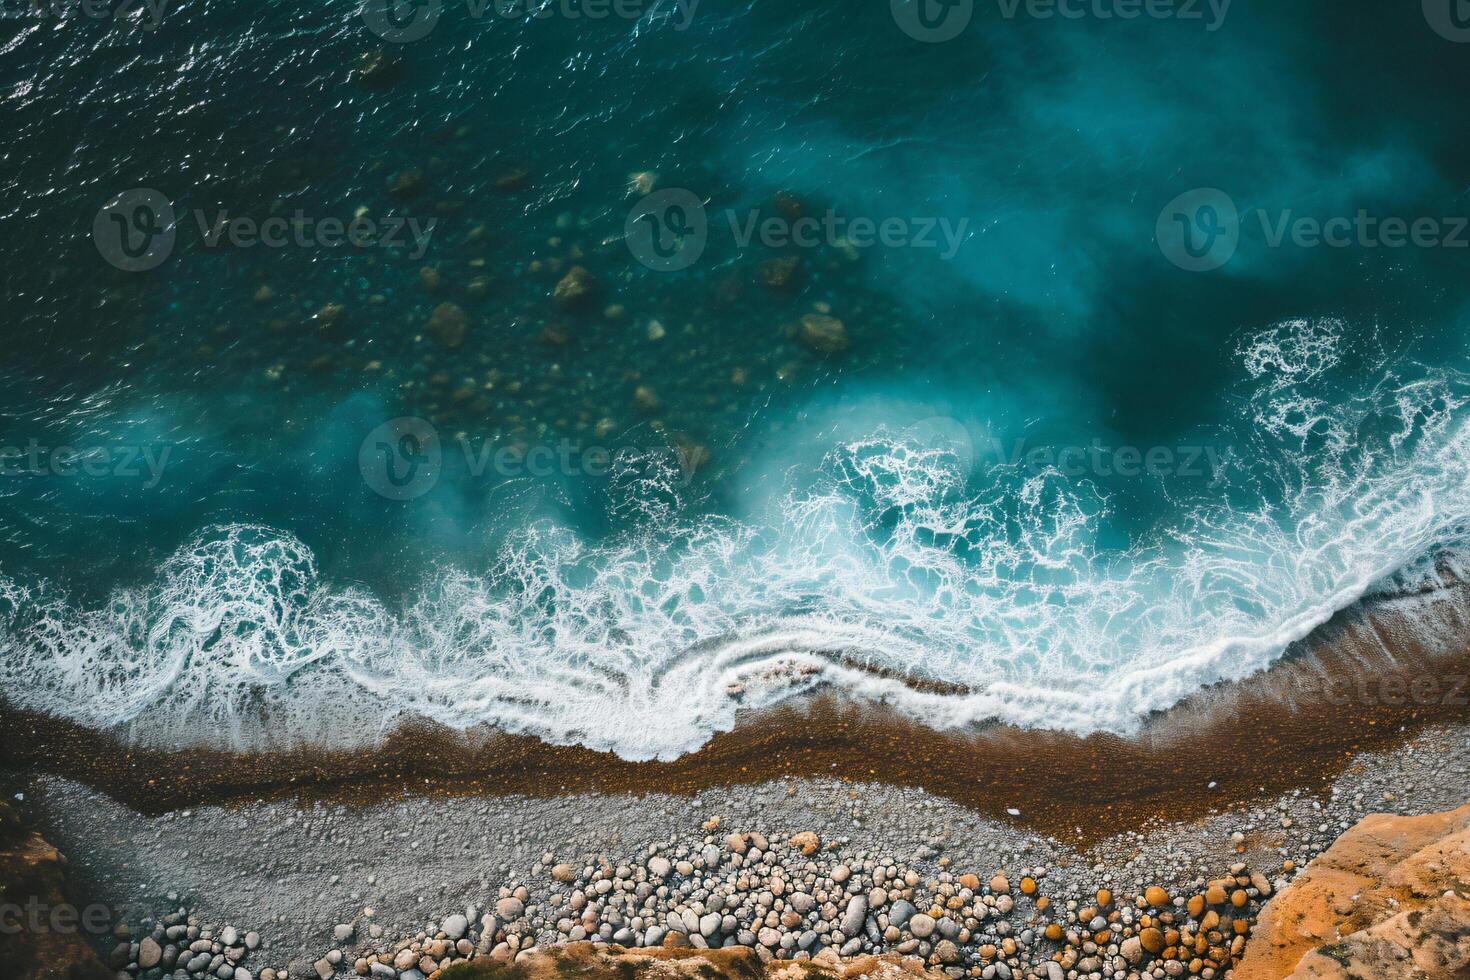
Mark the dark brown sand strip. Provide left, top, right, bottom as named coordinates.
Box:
left=4, top=594, right=1470, bottom=845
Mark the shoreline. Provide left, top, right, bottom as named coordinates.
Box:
left=18, top=719, right=1470, bottom=978
left=5, top=584, right=1470, bottom=977
left=4, top=583, right=1470, bottom=844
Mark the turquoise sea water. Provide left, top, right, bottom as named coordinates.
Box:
left=3, top=0, right=1470, bottom=757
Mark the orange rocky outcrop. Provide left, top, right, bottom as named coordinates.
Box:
left=1235, top=799, right=1470, bottom=979
left=439, top=942, right=949, bottom=980
left=0, top=799, right=111, bottom=980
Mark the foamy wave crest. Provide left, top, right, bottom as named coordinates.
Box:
left=5, top=317, right=1470, bottom=758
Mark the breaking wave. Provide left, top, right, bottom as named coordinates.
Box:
left=5, top=318, right=1470, bottom=759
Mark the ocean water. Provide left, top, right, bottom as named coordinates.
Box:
left=3, top=0, right=1470, bottom=758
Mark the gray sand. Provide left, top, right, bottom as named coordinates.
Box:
left=16, top=720, right=1470, bottom=974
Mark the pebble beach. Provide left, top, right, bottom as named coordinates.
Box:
left=18, top=714, right=1470, bottom=980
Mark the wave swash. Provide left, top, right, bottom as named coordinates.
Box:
left=5, top=319, right=1470, bottom=759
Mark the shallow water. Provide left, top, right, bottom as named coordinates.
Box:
left=3, top=0, right=1470, bottom=757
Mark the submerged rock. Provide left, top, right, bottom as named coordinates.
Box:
left=774, top=190, right=802, bottom=220
left=389, top=168, right=425, bottom=198
left=799, top=313, right=849, bottom=353
left=427, top=302, right=470, bottom=348
left=355, top=48, right=403, bottom=88
left=628, top=171, right=659, bottom=197
left=311, top=303, right=346, bottom=333
left=553, top=266, right=598, bottom=310
left=633, top=385, right=662, bottom=414
left=495, top=167, right=529, bottom=192
left=760, top=255, right=801, bottom=291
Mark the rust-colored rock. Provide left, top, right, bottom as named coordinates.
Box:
left=442, top=943, right=948, bottom=980
left=1235, top=799, right=1470, bottom=979
left=0, top=800, right=111, bottom=980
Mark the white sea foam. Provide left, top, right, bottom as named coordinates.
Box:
left=4, top=318, right=1470, bottom=758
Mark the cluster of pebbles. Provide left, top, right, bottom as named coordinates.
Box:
left=111, top=820, right=1278, bottom=980
left=108, top=910, right=261, bottom=980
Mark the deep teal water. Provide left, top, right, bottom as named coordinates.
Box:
left=2, top=0, right=1470, bottom=756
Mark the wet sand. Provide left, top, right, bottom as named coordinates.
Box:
left=4, top=585, right=1469, bottom=845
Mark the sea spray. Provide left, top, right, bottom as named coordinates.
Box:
left=5, top=320, right=1470, bottom=757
